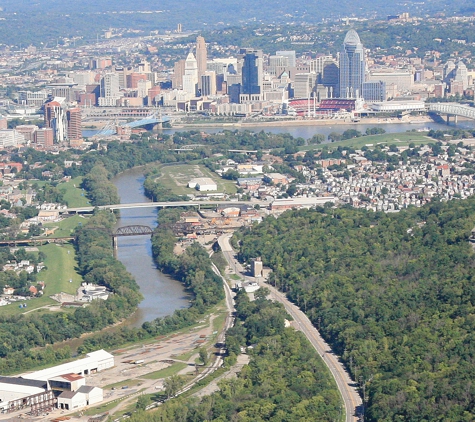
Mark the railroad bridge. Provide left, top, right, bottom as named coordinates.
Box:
left=0, top=225, right=154, bottom=253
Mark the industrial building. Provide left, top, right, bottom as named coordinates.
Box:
left=0, top=350, right=113, bottom=415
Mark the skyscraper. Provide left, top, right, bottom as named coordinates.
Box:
left=339, top=29, right=365, bottom=98
left=241, top=49, right=263, bottom=96
left=44, top=100, right=66, bottom=142
left=66, top=108, right=82, bottom=141
left=183, top=52, right=198, bottom=96
left=99, top=73, right=120, bottom=106
left=196, top=36, right=207, bottom=78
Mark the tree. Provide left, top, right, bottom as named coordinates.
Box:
left=328, top=132, right=342, bottom=143
left=198, top=347, right=209, bottom=366
left=164, top=375, right=186, bottom=399
left=309, top=134, right=325, bottom=144
left=136, top=395, right=149, bottom=411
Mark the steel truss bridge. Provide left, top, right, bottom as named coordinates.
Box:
left=0, top=225, right=154, bottom=251
left=427, top=102, right=475, bottom=123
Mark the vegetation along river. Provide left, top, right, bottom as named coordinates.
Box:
left=90, top=119, right=475, bottom=329
left=112, top=167, right=190, bottom=328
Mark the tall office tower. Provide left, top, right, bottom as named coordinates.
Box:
left=268, top=55, right=289, bottom=76
left=44, top=100, right=66, bottom=142
left=137, top=79, right=152, bottom=98
left=321, top=59, right=340, bottom=98
left=339, top=29, right=366, bottom=98
left=183, top=52, right=198, bottom=96
left=99, top=73, right=120, bottom=106
left=241, top=48, right=263, bottom=96
left=276, top=50, right=296, bottom=67
left=294, top=72, right=317, bottom=98
left=453, top=60, right=469, bottom=90
left=66, top=108, right=82, bottom=141
left=172, top=60, right=186, bottom=89
left=196, top=36, right=207, bottom=79
left=443, top=60, right=456, bottom=81
left=311, top=55, right=335, bottom=75
left=200, top=71, right=216, bottom=96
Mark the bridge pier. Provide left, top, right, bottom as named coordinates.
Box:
left=446, top=114, right=458, bottom=125
left=112, top=236, right=118, bottom=258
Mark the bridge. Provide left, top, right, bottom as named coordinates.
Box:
left=93, top=108, right=171, bottom=137
left=427, top=102, right=475, bottom=124
left=0, top=225, right=155, bottom=252
left=61, top=200, right=266, bottom=214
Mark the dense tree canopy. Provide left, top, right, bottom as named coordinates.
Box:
left=236, top=199, right=475, bottom=421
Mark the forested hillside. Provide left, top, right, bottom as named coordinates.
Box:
left=129, top=291, right=341, bottom=422
left=236, top=199, right=475, bottom=421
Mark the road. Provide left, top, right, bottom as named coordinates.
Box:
left=62, top=200, right=267, bottom=214
left=218, top=233, right=362, bottom=422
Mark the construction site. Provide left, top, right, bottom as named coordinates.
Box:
left=171, top=206, right=264, bottom=241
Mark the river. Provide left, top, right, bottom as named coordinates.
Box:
left=112, top=167, right=190, bottom=328
left=106, top=118, right=475, bottom=326
left=83, top=119, right=475, bottom=139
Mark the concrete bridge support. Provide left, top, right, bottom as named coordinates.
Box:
left=446, top=114, right=458, bottom=125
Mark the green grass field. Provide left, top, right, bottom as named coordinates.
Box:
left=300, top=131, right=432, bottom=151
left=157, top=164, right=237, bottom=195
left=43, top=214, right=88, bottom=238
left=58, top=176, right=90, bottom=208
left=141, top=362, right=188, bottom=380
left=0, top=243, right=83, bottom=316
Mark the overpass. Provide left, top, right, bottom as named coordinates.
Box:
left=93, top=108, right=171, bottom=137
left=61, top=200, right=266, bottom=214
left=428, top=102, right=475, bottom=124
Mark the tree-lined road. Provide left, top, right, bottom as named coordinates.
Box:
left=218, top=233, right=362, bottom=422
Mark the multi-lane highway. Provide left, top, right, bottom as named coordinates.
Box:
left=218, top=233, right=362, bottom=422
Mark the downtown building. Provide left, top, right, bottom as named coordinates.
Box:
left=339, top=29, right=366, bottom=99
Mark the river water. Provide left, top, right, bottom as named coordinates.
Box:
left=107, top=118, right=475, bottom=328
left=112, top=167, right=189, bottom=327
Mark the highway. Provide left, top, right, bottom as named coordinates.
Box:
left=218, top=233, right=362, bottom=422
left=62, top=200, right=266, bottom=214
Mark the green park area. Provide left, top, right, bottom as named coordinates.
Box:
left=58, top=176, right=90, bottom=208
left=157, top=164, right=237, bottom=195
left=42, top=214, right=87, bottom=238
left=301, top=130, right=431, bottom=151
left=0, top=242, right=83, bottom=316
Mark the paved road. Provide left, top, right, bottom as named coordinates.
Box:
left=218, top=234, right=362, bottom=422
left=62, top=200, right=266, bottom=214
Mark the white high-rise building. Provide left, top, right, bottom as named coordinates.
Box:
left=137, top=79, right=152, bottom=98
left=0, top=130, right=25, bottom=148
left=183, top=53, right=198, bottom=96
left=276, top=50, right=296, bottom=67
left=99, top=73, right=120, bottom=106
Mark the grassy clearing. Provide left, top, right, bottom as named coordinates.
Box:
left=104, top=378, right=144, bottom=390
left=75, top=399, right=121, bottom=416
left=58, top=176, right=90, bottom=208
left=300, top=131, right=432, bottom=151
left=141, top=362, right=188, bottom=380
left=0, top=243, right=83, bottom=316
left=157, top=164, right=237, bottom=195
left=43, top=214, right=88, bottom=238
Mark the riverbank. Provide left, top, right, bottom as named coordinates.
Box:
left=81, top=115, right=434, bottom=130
left=168, top=115, right=434, bottom=129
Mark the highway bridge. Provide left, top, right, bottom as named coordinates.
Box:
left=427, top=102, right=475, bottom=124
left=93, top=108, right=171, bottom=137
left=61, top=200, right=266, bottom=214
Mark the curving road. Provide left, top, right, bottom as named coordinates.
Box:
left=218, top=233, right=362, bottom=422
